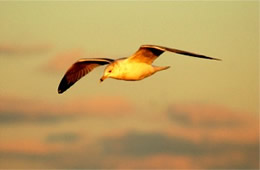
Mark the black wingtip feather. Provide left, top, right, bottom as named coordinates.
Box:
left=57, top=76, right=74, bottom=94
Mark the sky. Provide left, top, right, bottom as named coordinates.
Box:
left=0, top=1, right=259, bottom=169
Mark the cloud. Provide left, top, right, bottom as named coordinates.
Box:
left=0, top=94, right=134, bottom=124
left=98, top=104, right=259, bottom=169
left=0, top=101, right=258, bottom=169
left=0, top=111, right=70, bottom=124
left=0, top=138, right=86, bottom=169
left=46, top=132, right=80, bottom=143
left=102, top=132, right=200, bottom=157
left=0, top=132, right=102, bottom=169
left=166, top=103, right=258, bottom=144
left=0, top=140, right=63, bottom=155
left=0, top=95, right=73, bottom=124
left=100, top=131, right=258, bottom=169
left=0, top=43, right=52, bottom=56
left=103, top=152, right=258, bottom=169
left=103, top=154, right=195, bottom=169
left=0, top=129, right=258, bottom=169
left=101, top=131, right=257, bottom=157
left=44, top=49, right=86, bottom=72
left=168, top=103, right=254, bottom=128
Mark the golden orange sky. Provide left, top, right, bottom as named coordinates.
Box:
left=0, top=1, right=258, bottom=169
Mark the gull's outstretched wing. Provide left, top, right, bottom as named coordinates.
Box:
left=128, top=44, right=221, bottom=64
left=58, top=58, right=114, bottom=94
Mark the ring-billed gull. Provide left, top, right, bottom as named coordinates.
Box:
left=58, top=44, right=220, bottom=94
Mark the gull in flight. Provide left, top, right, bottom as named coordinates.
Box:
left=58, top=44, right=220, bottom=94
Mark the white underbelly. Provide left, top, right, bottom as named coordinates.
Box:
left=117, top=62, right=154, bottom=80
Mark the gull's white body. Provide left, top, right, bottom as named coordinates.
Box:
left=58, top=44, right=220, bottom=94
left=103, top=58, right=169, bottom=81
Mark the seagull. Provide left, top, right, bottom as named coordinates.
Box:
left=58, top=44, right=220, bottom=94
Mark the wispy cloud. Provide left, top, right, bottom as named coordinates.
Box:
left=0, top=101, right=258, bottom=169
left=98, top=103, right=259, bottom=169
left=46, top=132, right=81, bottom=144
left=0, top=140, right=61, bottom=155
left=44, top=49, right=85, bottom=72
left=168, top=103, right=255, bottom=128
left=0, top=131, right=101, bottom=169
left=101, top=154, right=194, bottom=169
left=100, top=130, right=258, bottom=169
left=0, top=43, right=52, bottom=56
left=166, top=103, right=258, bottom=144
left=0, top=95, right=134, bottom=124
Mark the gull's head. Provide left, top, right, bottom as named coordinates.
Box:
left=100, top=63, right=119, bottom=82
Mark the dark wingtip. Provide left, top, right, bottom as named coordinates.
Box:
left=57, top=85, right=65, bottom=94
left=58, top=89, right=64, bottom=94
left=57, top=77, right=71, bottom=94
left=199, top=54, right=221, bottom=61
left=211, top=57, right=222, bottom=61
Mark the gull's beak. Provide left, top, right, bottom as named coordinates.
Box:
left=100, top=75, right=107, bottom=83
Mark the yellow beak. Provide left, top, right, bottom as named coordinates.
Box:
left=100, top=75, right=107, bottom=83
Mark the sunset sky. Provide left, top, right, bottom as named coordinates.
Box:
left=0, top=1, right=259, bottom=169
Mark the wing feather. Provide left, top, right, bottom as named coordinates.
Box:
left=58, top=58, right=114, bottom=94
left=128, top=44, right=220, bottom=64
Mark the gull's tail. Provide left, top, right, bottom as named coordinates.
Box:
left=154, top=66, right=170, bottom=72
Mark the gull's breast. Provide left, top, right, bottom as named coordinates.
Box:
left=116, top=62, right=155, bottom=81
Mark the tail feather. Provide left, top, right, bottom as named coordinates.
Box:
left=154, top=66, right=170, bottom=72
